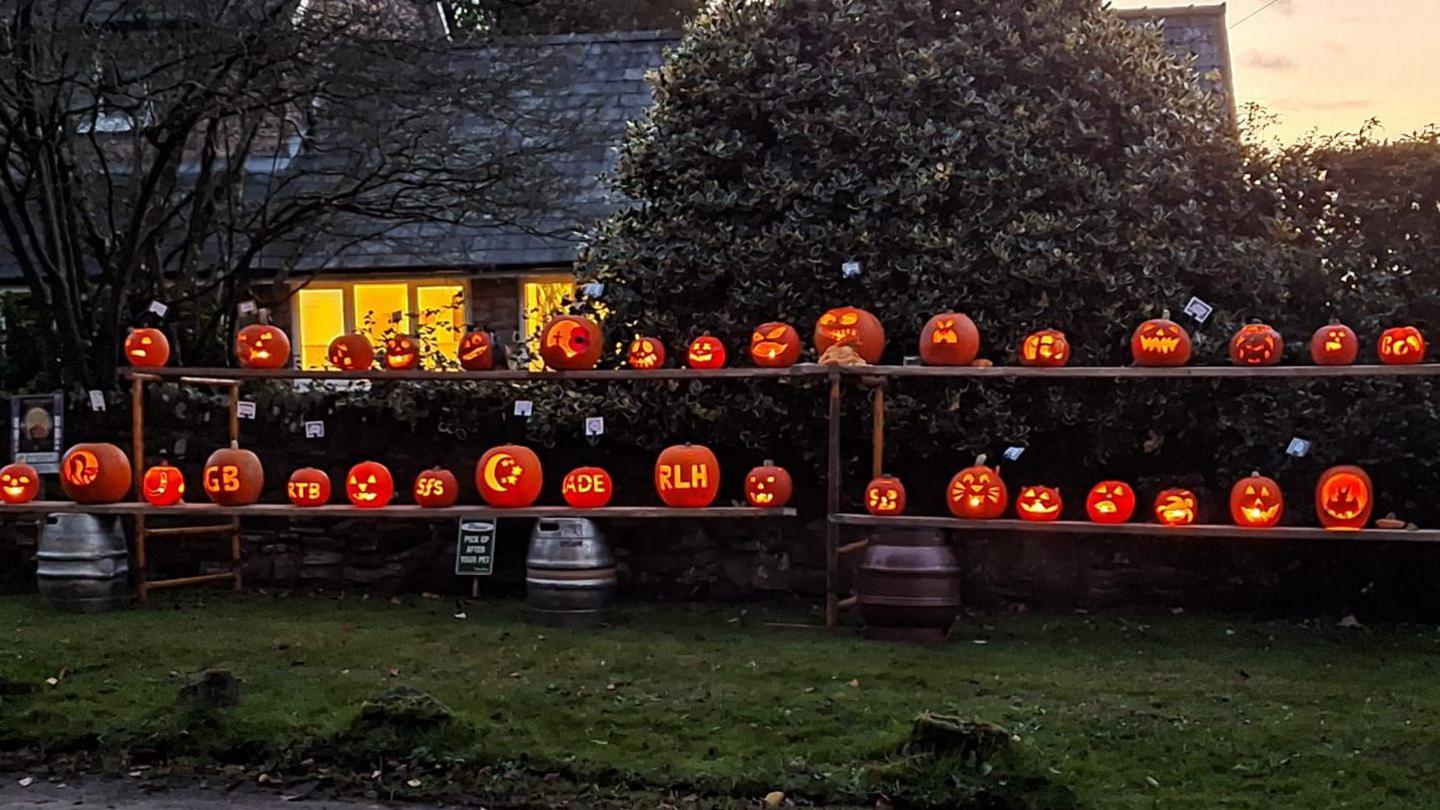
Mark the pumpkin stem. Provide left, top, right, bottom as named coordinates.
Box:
left=1160, top=309, right=1170, bottom=320
left=230, top=440, right=240, bottom=450
left=763, top=459, right=775, bottom=466
left=974, top=454, right=987, bottom=466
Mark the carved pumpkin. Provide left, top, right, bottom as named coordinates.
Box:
left=744, top=461, right=792, bottom=508
left=1228, top=323, right=1283, bottom=366
left=141, top=462, right=185, bottom=507
left=287, top=467, right=331, bottom=507
left=328, top=334, right=375, bottom=371
left=1131, top=316, right=1192, bottom=367
left=1085, top=481, right=1136, bottom=524
left=1015, top=485, right=1062, bottom=522
left=203, top=442, right=264, bottom=506
left=749, top=323, right=802, bottom=368
left=627, top=336, right=666, bottom=370
left=457, top=330, right=496, bottom=371
left=0, top=463, right=40, bottom=504
left=686, top=335, right=728, bottom=370
left=655, top=444, right=721, bottom=508
left=562, top=466, right=614, bottom=508
left=539, top=316, right=604, bottom=370
left=413, top=467, right=459, bottom=508
left=814, top=307, right=885, bottom=364
left=124, top=327, right=171, bottom=368
left=1020, top=329, right=1069, bottom=367
left=947, top=456, right=1008, bottom=519
left=1378, top=326, right=1426, bottom=365
left=864, top=474, right=906, bottom=516
left=1316, top=465, right=1373, bottom=530
left=1154, top=488, right=1198, bottom=526
left=384, top=334, right=421, bottom=370
left=235, top=324, right=291, bottom=369
left=1230, top=473, right=1283, bottom=528
left=60, top=443, right=131, bottom=504
left=476, top=444, right=544, bottom=508
left=344, top=461, right=393, bottom=508
left=919, top=312, right=980, bottom=366
left=1309, top=321, right=1358, bottom=366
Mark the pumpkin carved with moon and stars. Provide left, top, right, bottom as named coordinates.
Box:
left=235, top=324, right=291, bottom=369
left=0, top=463, right=40, bottom=504
left=919, top=312, right=980, bottom=366
left=539, top=316, right=604, bottom=370
left=477, top=444, right=544, bottom=507
left=749, top=323, right=802, bottom=368
left=814, top=307, right=885, bottom=364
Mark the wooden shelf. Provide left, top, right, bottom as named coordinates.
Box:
left=1, top=502, right=796, bottom=520
left=122, top=366, right=831, bottom=383
left=829, top=513, right=1440, bottom=543
left=835, top=364, right=1440, bottom=380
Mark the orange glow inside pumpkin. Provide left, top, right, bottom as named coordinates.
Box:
left=1319, top=472, right=1369, bottom=522
left=203, top=464, right=244, bottom=494
left=1016, top=486, right=1061, bottom=521
left=951, top=470, right=1003, bottom=511
left=866, top=484, right=901, bottom=512
left=1136, top=323, right=1184, bottom=355
left=629, top=338, right=663, bottom=368
left=1155, top=490, right=1198, bottom=526
left=63, top=450, right=101, bottom=486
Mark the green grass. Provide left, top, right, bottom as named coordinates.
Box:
left=3, top=595, right=1440, bottom=808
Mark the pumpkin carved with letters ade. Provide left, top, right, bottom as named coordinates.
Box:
left=346, top=461, right=394, bottom=508
left=477, top=445, right=544, bottom=508
left=1229, top=323, right=1283, bottom=366
left=1015, top=485, right=1062, bottom=522
left=1315, top=465, right=1373, bottom=530
left=562, top=466, right=614, bottom=508
left=947, top=456, right=1008, bottom=519
left=1154, top=488, right=1198, bottom=526
left=328, top=334, right=375, bottom=371
left=539, top=316, right=604, bottom=370
left=744, top=461, right=792, bottom=508
left=655, top=444, right=720, bottom=508
left=1230, top=473, right=1283, bottom=528
left=750, top=323, right=802, bottom=368
left=815, top=307, right=886, bottom=364
left=203, top=442, right=264, bottom=506
left=0, top=463, right=40, bottom=504
left=1131, top=316, right=1192, bottom=366
left=1020, top=329, right=1069, bottom=367
left=124, top=328, right=171, bottom=368
left=413, top=467, right=459, bottom=508
left=287, top=468, right=332, bottom=507
left=61, top=443, right=132, bottom=504
left=1086, top=481, right=1136, bottom=524
left=1310, top=321, right=1358, bottom=366
left=142, top=462, right=186, bottom=507
left=1378, top=326, right=1426, bottom=365
left=864, top=475, right=906, bottom=516
left=236, top=324, right=291, bottom=369
left=627, top=336, right=666, bottom=370
left=919, top=312, right=980, bottom=366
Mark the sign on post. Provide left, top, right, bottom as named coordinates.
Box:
left=10, top=393, right=64, bottom=474
left=455, top=518, right=497, bottom=576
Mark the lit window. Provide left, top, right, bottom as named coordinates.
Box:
left=353, top=283, right=409, bottom=348
left=417, top=284, right=466, bottom=364
left=521, top=277, right=575, bottom=370
left=291, top=279, right=469, bottom=371
left=296, top=289, right=345, bottom=371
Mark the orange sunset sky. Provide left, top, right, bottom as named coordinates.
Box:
left=1109, top=0, right=1440, bottom=143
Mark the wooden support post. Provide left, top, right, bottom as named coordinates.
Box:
left=134, top=514, right=148, bottom=604
left=825, top=371, right=842, bottom=630
left=227, top=383, right=240, bottom=443
left=131, top=374, right=148, bottom=603
left=230, top=517, right=243, bottom=592
left=870, top=383, right=885, bottom=478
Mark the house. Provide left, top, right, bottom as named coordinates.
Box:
left=0, top=5, right=1235, bottom=371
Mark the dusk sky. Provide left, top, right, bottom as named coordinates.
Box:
left=1109, top=0, right=1439, bottom=143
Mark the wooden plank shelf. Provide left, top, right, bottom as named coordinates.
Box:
left=122, top=366, right=832, bottom=383
left=835, top=364, right=1440, bottom=380
left=1, top=502, right=797, bottom=520
left=829, top=513, right=1440, bottom=543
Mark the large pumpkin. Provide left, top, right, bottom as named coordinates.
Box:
left=744, top=461, right=793, bottom=508
left=946, top=456, right=1007, bottom=519
left=1228, top=323, right=1283, bottom=366
left=1378, top=326, right=1426, bottom=365
left=141, top=462, right=186, bottom=507
left=287, top=468, right=332, bottom=507
left=1309, top=321, right=1358, bottom=366
left=864, top=475, right=906, bottom=515
left=539, top=316, right=604, bottom=370
left=1154, top=488, right=1198, bottom=526
left=1315, top=465, right=1373, bottom=530
left=1229, top=472, right=1283, bottom=528
left=235, top=324, right=291, bottom=369
left=124, top=327, right=171, bottom=368
left=749, top=323, right=802, bottom=368
left=655, top=444, right=720, bottom=508
left=346, top=461, right=394, bottom=508
left=413, top=467, right=459, bottom=508
left=562, top=466, right=614, bottom=508
left=1015, top=485, right=1062, bottom=522
left=476, top=445, right=544, bottom=508
left=919, top=313, right=981, bottom=366
left=627, top=336, right=666, bottom=370
left=203, top=442, right=264, bottom=506
left=1019, top=329, right=1069, bottom=367
left=457, top=330, right=497, bottom=371
left=384, top=334, right=421, bottom=370
left=814, top=307, right=885, bottom=364
left=328, top=334, right=375, bottom=371
left=1085, top=481, right=1136, bottom=524
left=0, top=463, right=41, bottom=504
left=1131, top=316, right=1192, bottom=367
left=60, top=443, right=131, bottom=504
left=686, top=336, right=728, bottom=369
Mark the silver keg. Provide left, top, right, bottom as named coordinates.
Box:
left=525, top=518, right=616, bottom=628
left=37, top=513, right=131, bottom=613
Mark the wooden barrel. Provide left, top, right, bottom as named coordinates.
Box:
left=855, top=528, right=960, bottom=643
left=526, top=518, right=616, bottom=628
left=36, top=513, right=131, bottom=613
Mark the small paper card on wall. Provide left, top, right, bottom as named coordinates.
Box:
left=585, top=416, right=605, bottom=437
left=1183, top=296, right=1214, bottom=324
left=841, top=261, right=862, bottom=279
left=1286, top=437, right=1313, bottom=458
left=237, top=300, right=258, bottom=316
left=513, top=400, right=534, bottom=417
left=582, top=282, right=605, bottom=299
left=237, top=401, right=257, bottom=420
left=1002, top=446, right=1025, bottom=461
left=304, top=420, right=325, bottom=439
left=147, top=300, right=169, bottom=318
left=88, top=390, right=106, bottom=412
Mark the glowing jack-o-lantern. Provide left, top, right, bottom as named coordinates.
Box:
left=345, top=461, right=393, bottom=508
left=686, top=336, right=728, bottom=370
left=919, top=312, right=980, bottom=366
left=384, top=334, right=421, bottom=370
left=562, top=466, right=614, bottom=508
left=1154, top=488, right=1198, bottom=526
left=1131, top=316, right=1192, bottom=367
left=329, top=334, right=375, bottom=371
left=1229, top=323, right=1283, bottom=366
left=477, top=444, right=544, bottom=508
left=627, top=336, right=666, bottom=370
left=815, top=307, right=886, bottom=364
left=744, top=461, right=792, bottom=508
left=124, top=328, right=171, bottom=368
left=1316, top=465, right=1373, bottom=530
left=1020, top=329, right=1069, bottom=367
left=235, top=324, right=291, bottom=369
left=655, top=444, right=721, bottom=508
left=457, top=330, right=496, bottom=371
left=1310, top=321, right=1358, bottom=366
left=750, top=323, right=802, bottom=368
left=947, top=456, right=1008, bottom=519
left=1230, top=473, right=1283, bottom=528
left=539, top=316, right=604, bottom=370
left=413, top=467, right=458, bottom=508
left=1015, top=485, right=1062, bottom=522
left=864, top=475, right=906, bottom=515
left=60, top=443, right=131, bottom=504
left=1085, top=481, right=1136, bottom=524
left=1378, top=326, right=1426, bottom=365
left=141, top=462, right=186, bottom=507
left=0, top=463, right=40, bottom=504
left=202, top=442, right=264, bottom=506
left=287, top=467, right=331, bottom=507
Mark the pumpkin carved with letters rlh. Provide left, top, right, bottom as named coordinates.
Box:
left=750, top=323, right=802, bottom=368
left=1154, top=488, right=1198, bottom=526
left=346, top=461, right=394, bottom=508
left=864, top=474, right=906, bottom=516
left=627, top=336, right=666, bottom=370
left=203, top=442, right=264, bottom=506
left=686, top=335, right=727, bottom=370
left=562, top=466, right=614, bottom=508
left=1131, top=316, right=1192, bottom=366
left=1378, top=326, right=1426, bottom=365
left=61, top=443, right=132, bottom=504
left=457, top=330, right=496, bottom=371
left=815, top=307, right=885, bottom=364
left=328, top=334, right=375, bottom=371
left=947, top=456, right=1008, bottom=519
left=539, top=316, right=604, bottom=370
left=124, top=328, right=171, bottom=368
left=1020, top=329, right=1069, bottom=367
left=477, top=445, right=544, bottom=508
left=236, top=324, right=291, bottom=369
left=1310, top=321, right=1358, bottom=366
left=384, top=335, right=421, bottom=370
left=1086, top=481, right=1136, bottom=524
left=287, top=468, right=332, bottom=507
left=142, top=462, right=186, bottom=507
left=655, top=444, right=720, bottom=508
left=0, top=463, right=40, bottom=504
left=413, top=467, right=459, bottom=508
left=1315, top=465, right=1373, bottom=530
left=919, top=312, right=980, bottom=366
left=1229, top=323, right=1283, bottom=366
left=1230, top=472, right=1283, bottom=528
left=1015, top=485, right=1062, bottom=522
left=744, top=461, right=792, bottom=508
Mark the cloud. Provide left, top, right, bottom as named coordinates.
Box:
left=1244, top=51, right=1299, bottom=71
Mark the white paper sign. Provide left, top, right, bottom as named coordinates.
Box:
left=147, top=300, right=169, bottom=318
left=236, top=400, right=257, bottom=420
left=1286, top=437, right=1313, bottom=458
left=1183, top=296, right=1214, bottom=324
left=582, top=282, right=606, bottom=299
left=87, top=390, right=106, bottom=412
left=1002, top=446, right=1025, bottom=461
left=585, top=416, right=605, bottom=437
left=304, top=420, right=325, bottom=439
left=513, top=400, right=534, bottom=417
left=237, top=300, right=258, bottom=316
left=841, top=261, right=862, bottom=279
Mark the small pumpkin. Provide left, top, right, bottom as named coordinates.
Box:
left=287, top=467, right=332, bottom=507
left=384, top=334, right=421, bottom=370
left=1019, top=329, right=1069, bottom=367
left=202, top=442, right=264, bottom=506
left=1131, top=315, right=1192, bottom=367
left=1316, top=465, right=1373, bottom=530
left=236, top=324, right=291, bottom=369
left=815, top=307, right=886, bottom=364
left=1154, top=488, right=1198, bottom=526
left=539, top=316, right=604, bottom=370
left=61, top=443, right=132, bottom=504
left=627, top=336, right=666, bottom=370
left=1085, top=481, right=1136, bottom=524
left=919, top=312, right=981, bottom=366
left=0, top=463, right=41, bottom=504
left=141, top=462, right=185, bottom=507
left=686, top=335, right=728, bottom=369
left=477, top=445, right=544, bottom=508
left=1378, top=326, right=1426, bottom=365
left=749, top=323, right=802, bottom=368
left=1015, top=485, right=1062, bottom=522
left=328, top=334, right=375, bottom=371
left=413, top=467, right=459, bottom=508
left=562, top=466, right=614, bottom=508
left=457, top=330, right=496, bottom=371
left=346, top=460, right=394, bottom=508
left=946, top=455, right=1007, bottom=519
left=1309, top=321, right=1358, bottom=366
left=655, top=444, right=721, bottom=508
left=744, top=461, right=793, bottom=508
left=864, top=474, right=906, bottom=515
left=1229, top=323, right=1283, bottom=366
left=1230, top=472, right=1283, bottom=528
left=124, top=327, right=171, bottom=368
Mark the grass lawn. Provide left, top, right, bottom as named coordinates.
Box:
left=2, top=595, right=1439, bottom=808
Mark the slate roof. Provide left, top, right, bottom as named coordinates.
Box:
left=1118, top=4, right=1235, bottom=119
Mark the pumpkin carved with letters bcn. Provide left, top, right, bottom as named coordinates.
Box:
left=61, top=443, right=132, bottom=504
left=0, top=463, right=40, bottom=504
left=328, top=334, right=375, bottom=371
left=1310, top=321, right=1358, bottom=366
left=1229, top=323, right=1283, bottom=366
left=287, top=468, right=332, bottom=507
left=477, top=445, right=544, bottom=508
left=686, top=336, right=727, bottom=369
left=203, top=442, right=264, bottom=506
left=1131, top=316, right=1192, bottom=366
left=815, top=307, right=885, bottom=363
left=1020, top=329, right=1069, bottom=367
left=562, top=466, right=613, bottom=508
left=1154, top=488, right=1198, bottom=526
left=124, top=328, right=171, bottom=368
left=1086, top=481, right=1136, bottom=524
left=1316, top=465, right=1373, bottom=530
left=539, top=316, right=604, bottom=370
left=627, top=336, right=666, bottom=370
left=346, top=461, right=394, bottom=508
left=457, top=330, right=496, bottom=371
left=1230, top=473, right=1283, bottom=528
left=750, top=323, right=802, bottom=368
left=864, top=475, right=906, bottom=516
left=947, top=456, right=1008, bottom=519
left=1378, top=326, right=1426, bottom=365
left=1015, top=485, right=1062, bottom=522
left=744, top=461, right=792, bottom=508
left=236, top=324, right=291, bottom=369
left=655, top=444, right=720, bottom=508
left=919, top=312, right=980, bottom=366
left=142, top=462, right=186, bottom=507
left=413, top=467, right=458, bottom=508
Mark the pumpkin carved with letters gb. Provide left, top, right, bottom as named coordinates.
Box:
left=203, top=442, right=264, bottom=506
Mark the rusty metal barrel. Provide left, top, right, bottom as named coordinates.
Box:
left=855, top=528, right=960, bottom=643
left=526, top=518, right=616, bottom=628
left=36, top=513, right=131, bottom=613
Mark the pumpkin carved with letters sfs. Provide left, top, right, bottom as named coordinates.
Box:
left=815, top=307, right=885, bottom=364
left=750, top=323, right=802, bottom=368
left=1131, top=316, right=1192, bottom=367
left=413, top=467, right=459, bottom=508
left=236, top=324, right=291, bottom=369
left=655, top=444, right=720, bottom=508
left=1310, top=321, right=1358, bottom=366
left=203, top=442, right=264, bottom=506
left=61, top=443, right=132, bottom=504
left=947, top=456, right=1008, bottom=519
left=1015, top=485, right=1062, bottom=522
left=287, top=468, right=332, bottom=507
left=477, top=445, right=544, bottom=508
left=919, top=312, right=980, bottom=366
left=539, top=316, right=604, bottom=370
left=142, top=462, right=186, bottom=507
left=864, top=475, right=906, bottom=516
left=1230, top=473, right=1283, bottom=528
left=1378, top=326, right=1426, bottom=365
left=562, top=466, right=614, bottom=508
left=0, top=463, right=40, bottom=504
left=328, top=334, right=375, bottom=371
left=124, top=328, right=171, bottom=368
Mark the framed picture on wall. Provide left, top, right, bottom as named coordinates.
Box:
left=11, top=392, right=64, bottom=474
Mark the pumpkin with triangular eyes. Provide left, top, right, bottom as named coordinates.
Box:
left=124, top=328, right=171, bottom=368
left=815, top=307, right=885, bottom=364
left=627, top=336, right=666, bottom=370
left=328, top=334, right=375, bottom=371
left=1015, top=485, right=1062, bottom=522
left=919, top=312, right=980, bottom=366
left=744, top=461, right=793, bottom=508
left=384, top=334, right=421, bottom=370
left=1229, top=323, right=1283, bottom=366
left=346, top=460, right=394, bottom=508
left=1085, top=481, right=1136, bottom=524
left=1230, top=472, right=1283, bottom=527
left=1154, top=488, right=1198, bottom=526
left=1131, top=316, right=1192, bottom=366
left=236, top=324, right=292, bottom=369
left=0, top=463, right=40, bottom=504
left=864, top=474, right=906, bottom=516
left=749, top=323, right=802, bottom=368
left=457, top=330, right=496, bottom=371
left=947, top=456, right=1007, bottom=519
left=1309, top=321, right=1358, bottom=366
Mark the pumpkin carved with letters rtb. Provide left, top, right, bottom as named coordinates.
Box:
left=203, top=442, right=264, bottom=506
left=61, top=443, right=132, bottom=504
left=477, top=445, right=544, bottom=508
left=287, top=468, right=332, bottom=507
left=655, top=444, right=720, bottom=508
